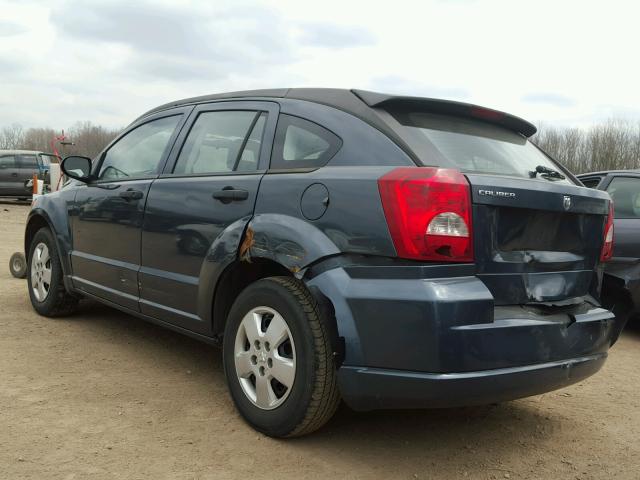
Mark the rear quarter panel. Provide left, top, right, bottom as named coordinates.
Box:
left=247, top=99, right=415, bottom=270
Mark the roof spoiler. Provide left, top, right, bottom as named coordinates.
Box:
left=352, top=89, right=537, bottom=138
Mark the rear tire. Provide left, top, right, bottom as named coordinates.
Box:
left=27, top=227, right=78, bottom=317
left=223, top=276, right=340, bottom=437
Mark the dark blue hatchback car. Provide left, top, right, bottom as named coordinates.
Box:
left=25, top=89, right=623, bottom=437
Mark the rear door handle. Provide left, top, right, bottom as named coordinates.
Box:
left=11, top=173, right=18, bottom=177
left=119, top=189, right=144, bottom=200
left=212, top=187, right=249, bottom=203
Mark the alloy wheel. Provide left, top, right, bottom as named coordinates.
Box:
left=233, top=306, right=296, bottom=410
left=31, top=242, right=52, bottom=302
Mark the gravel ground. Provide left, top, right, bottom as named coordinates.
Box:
left=1, top=200, right=639, bottom=479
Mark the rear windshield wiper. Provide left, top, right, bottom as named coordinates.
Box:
left=529, top=165, right=566, bottom=180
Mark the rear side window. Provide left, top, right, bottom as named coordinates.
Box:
left=270, top=114, right=341, bottom=170
left=0, top=155, right=16, bottom=168
left=606, top=176, right=640, bottom=218
left=389, top=111, right=573, bottom=184
left=174, top=111, right=266, bottom=175
left=17, top=155, right=38, bottom=168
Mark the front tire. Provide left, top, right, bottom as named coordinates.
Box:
left=223, top=276, right=340, bottom=437
left=27, top=227, right=78, bottom=317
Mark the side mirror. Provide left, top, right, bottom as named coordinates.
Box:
left=61, top=156, right=92, bottom=182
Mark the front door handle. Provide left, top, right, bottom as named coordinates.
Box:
left=119, top=189, right=143, bottom=200
left=11, top=172, right=18, bottom=177
left=212, top=187, right=249, bottom=203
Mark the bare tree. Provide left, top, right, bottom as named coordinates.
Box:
left=22, top=127, right=57, bottom=152
left=533, top=119, right=640, bottom=174
left=0, top=124, right=24, bottom=149
left=65, top=121, right=121, bottom=158
left=0, top=122, right=120, bottom=158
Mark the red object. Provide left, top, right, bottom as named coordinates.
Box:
left=50, top=130, right=66, bottom=161
left=378, top=167, right=474, bottom=262
left=600, top=201, right=614, bottom=262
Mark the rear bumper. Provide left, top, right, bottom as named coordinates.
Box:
left=307, top=266, right=620, bottom=371
left=339, top=353, right=607, bottom=411
left=306, top=264, right=623, bottom=410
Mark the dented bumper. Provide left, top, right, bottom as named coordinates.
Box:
left=307, top=264, right=622, bottom=409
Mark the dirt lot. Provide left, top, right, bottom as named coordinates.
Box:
left=1, top=201, right=639, bottom=479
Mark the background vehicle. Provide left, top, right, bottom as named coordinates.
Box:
left=578, top=170, right=640, bottom=321
left=0, top=150, right=55, bottom=199
left=25, top=89, right=623, bottom=437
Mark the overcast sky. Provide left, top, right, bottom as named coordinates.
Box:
left=1, top=0, right=638, bottom=130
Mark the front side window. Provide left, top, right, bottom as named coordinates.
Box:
left=173, top=111, right=266, bottom=175
left=0, top=155, right=16, bottom=169
left=98, top=115, right=181, bottom=181
left=270, top=115, right=341, bottom=170
left=606, top=176, right=640, bottom=218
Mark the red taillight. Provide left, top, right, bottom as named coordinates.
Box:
left=378, top=167, right=473, bottom=262
left=600, top=200, right=614, bottom=262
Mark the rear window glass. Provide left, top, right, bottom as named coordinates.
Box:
left=390, top=112, right=573, bottom=184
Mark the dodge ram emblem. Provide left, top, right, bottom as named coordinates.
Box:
left=563, top=195, right=571, bottom=210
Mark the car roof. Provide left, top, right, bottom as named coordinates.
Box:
left=138, top=88, right=537, bottom=138
left=577, top=169, right=640, bottom=177
left=0, top=149, right=44, bottom=155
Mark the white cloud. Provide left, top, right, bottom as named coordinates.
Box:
left=0, top=0, right=638, bottom=129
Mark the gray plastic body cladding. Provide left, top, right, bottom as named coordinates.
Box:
left=307, top=266, right=618, bottom=373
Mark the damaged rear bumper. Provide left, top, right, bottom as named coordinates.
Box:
left=306, top=264, right=622, bottom=410
left=338, top=353, right=607, bottom=411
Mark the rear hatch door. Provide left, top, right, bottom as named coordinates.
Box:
left=374, top=101, right=612, bottom=305
left=468, top=174, right=610, bottom=304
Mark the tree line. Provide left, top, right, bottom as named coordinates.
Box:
left=0, top=122, right=121, bottom=159
left=533, top=119, right=640, bottom=174
left=1, top=118, right=639, bottom=174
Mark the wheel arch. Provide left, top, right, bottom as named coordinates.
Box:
left=211, top=258, right=342, bottom=363
left=25, top=209, right=74, bottom=292
left=24, top=212, right=51, bottom=255
left=211, top=257, right=293, bottom=338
